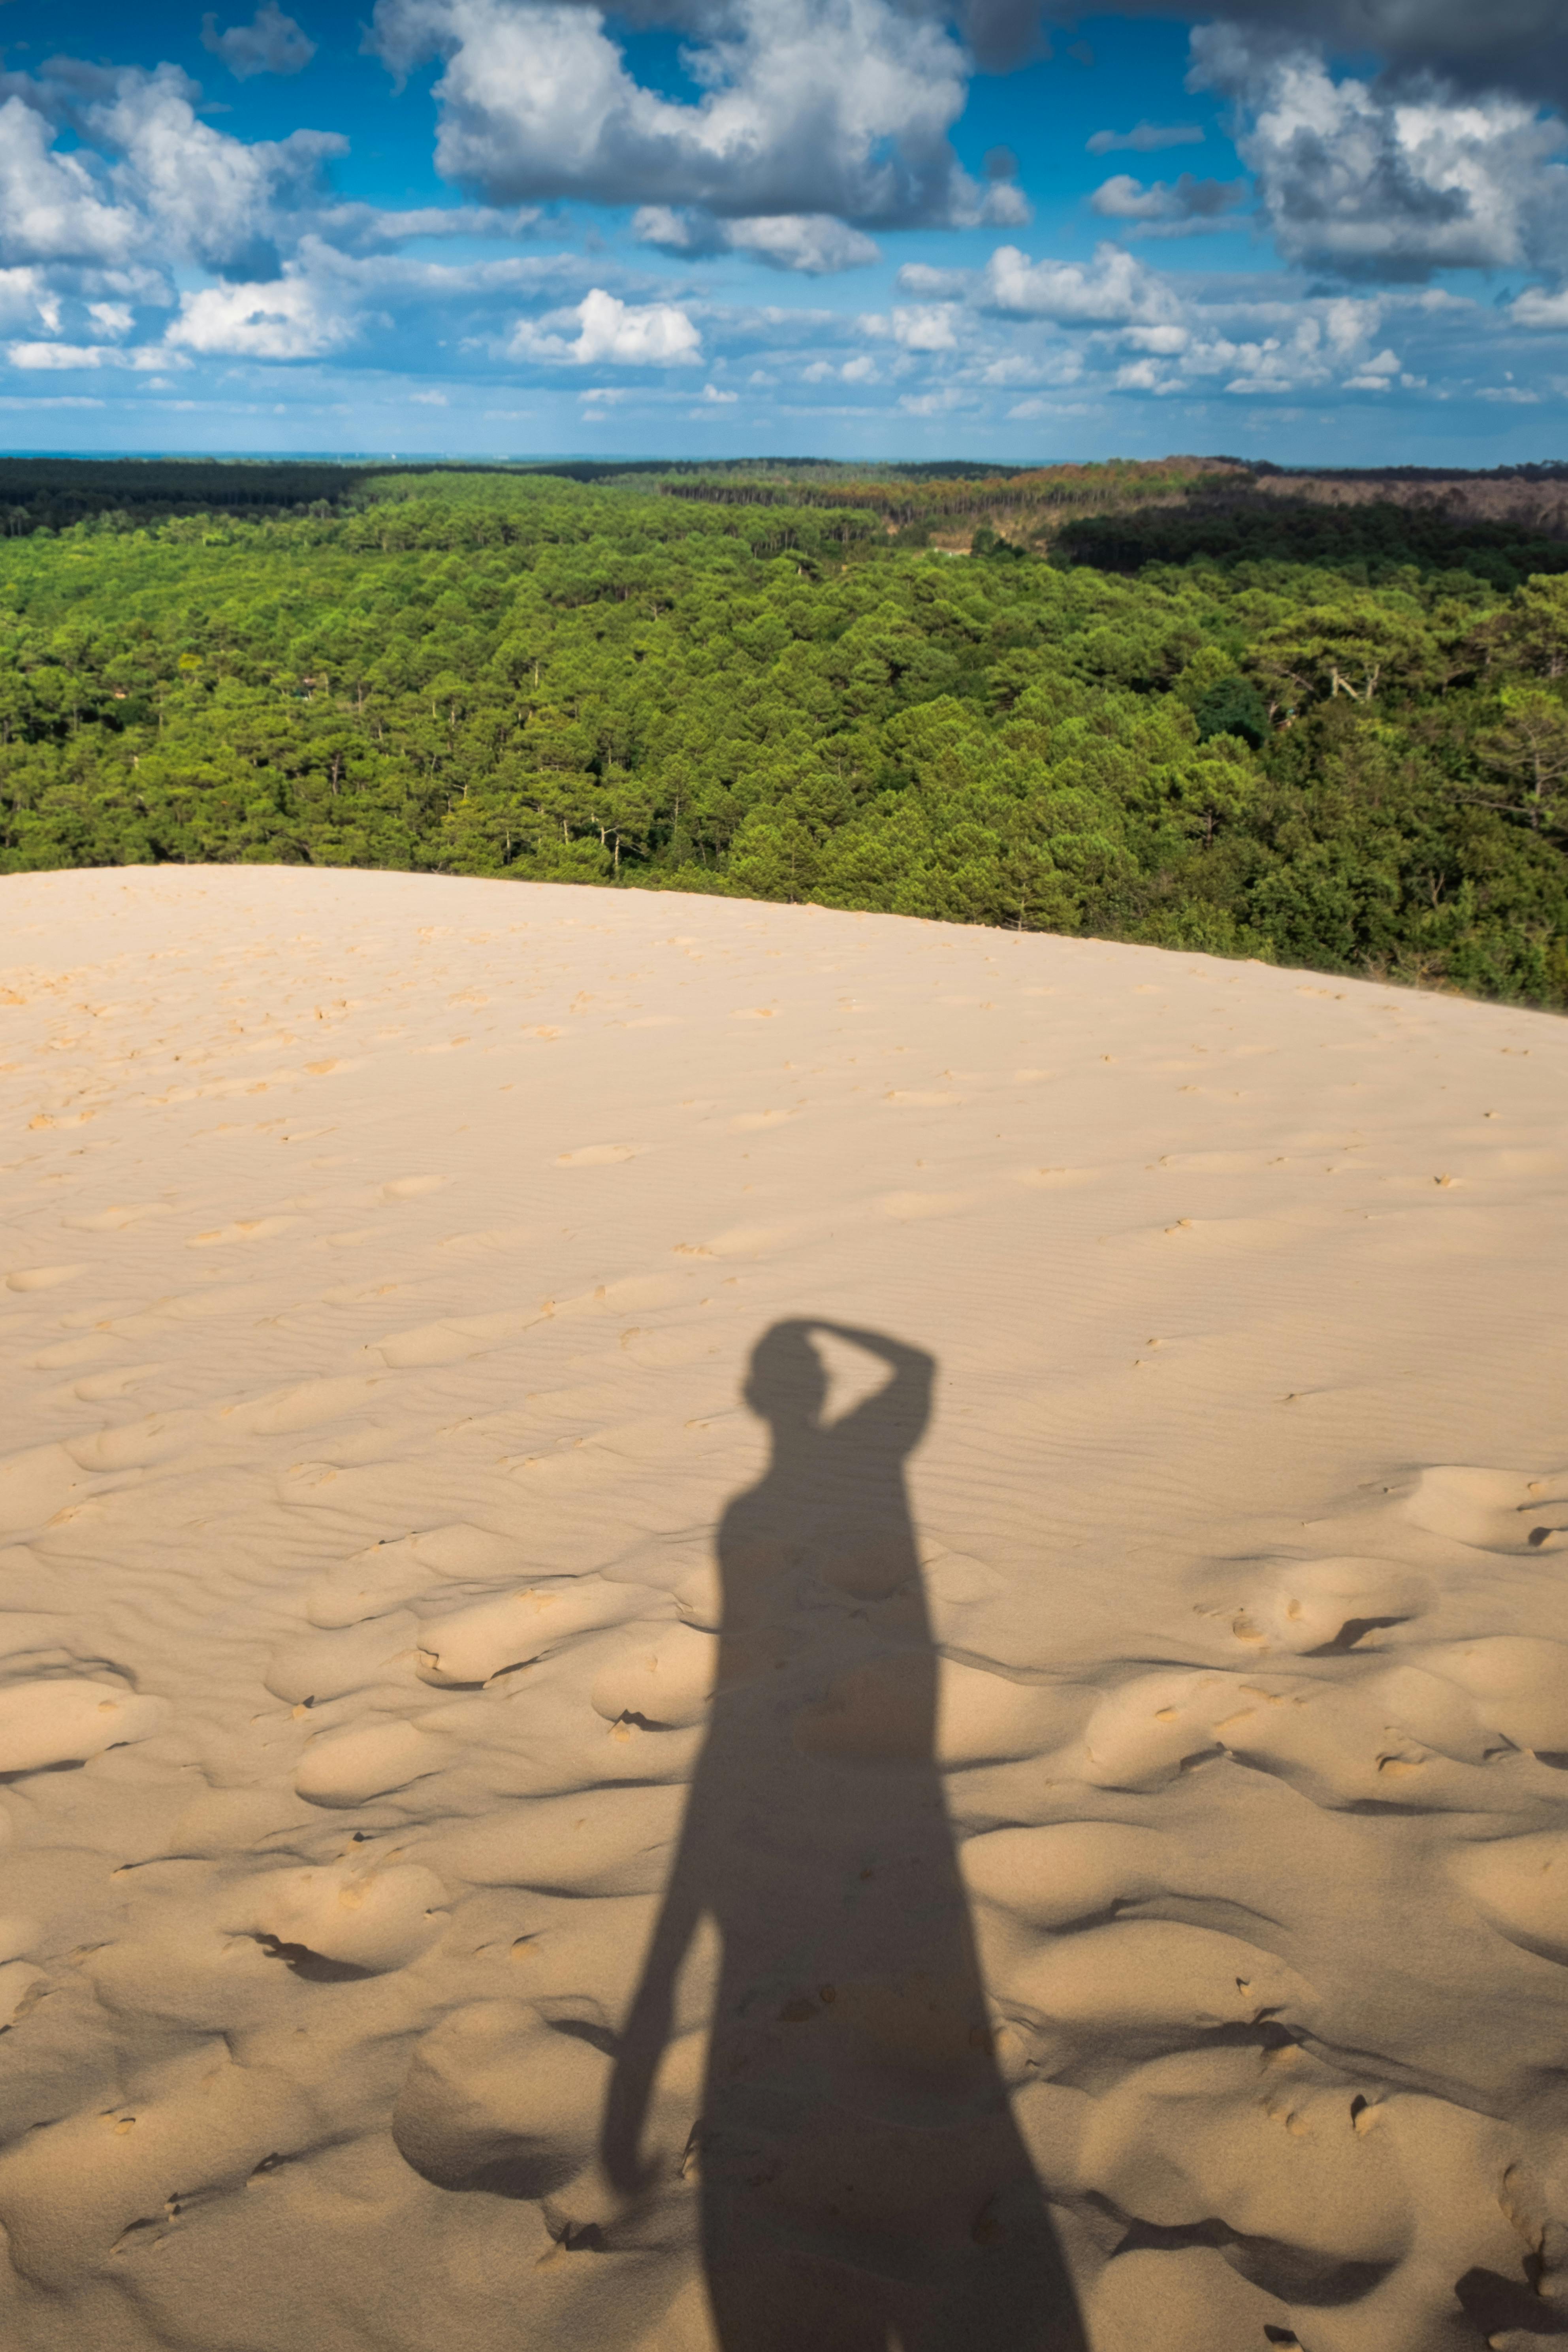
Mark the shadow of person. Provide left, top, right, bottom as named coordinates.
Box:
left=604, top=1320, right=1086, bottom=2351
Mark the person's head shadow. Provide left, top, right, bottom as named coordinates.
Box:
left=603, top=1319, right=1087, bottom=2352
left=742, top=1318, right=932, bottom=1442
left=723, top=1318, right=936, bottom=1616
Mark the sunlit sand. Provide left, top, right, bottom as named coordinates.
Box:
left=1, top=863, right=1565, bottom=2351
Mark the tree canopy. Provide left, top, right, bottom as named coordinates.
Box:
left=1, top=465, right=1564, bottom=1009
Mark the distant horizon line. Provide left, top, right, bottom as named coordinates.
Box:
left=3, top=448, right=1566, bottom=477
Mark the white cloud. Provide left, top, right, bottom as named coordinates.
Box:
left=898, top=386, right=975, bottom=415
left=1090, top=171, right=1246, bottom=229
left=917, top=239, right=1432, bottom=405
left=1512, top=286, right=1568, bottom=328
left=94, top=68, right=347, bottom=277
left=166, top=273, right=354, bottom=359
left=1087, top=121, right=1205, bottom=156
left=700, top=382, right=738, bottom=402
left=1191, top=25, right=1568, bottom=279
left=949, top=173, right=1033, bottom=229
left=0, top=264, right=56, bottom=331
left=978, top=241, right=1175, bottom=326
left=0, top=96, right=140, bottom=266
left=509, top=286, right=701, bottom=367
left=6, top=339, right=175, bottom=370
left=1005, top=395, right=1090, bottom=419
left=1121, top=323, right=1189, bottom=354
left=1041, top=0, right=1568, bottom=116
left=201, top=4, right=316, bottom=81
left=367, top=0, right=987, bottom=229
left=979, top=345, right=1084, bottom=388
left=632, top=207, right=879, bottom=274
left=891, top=302, right=958, bottom=350
left=314, top=201, right=542, bottom=252
left=0, top=64, right=346, bottom=279
left=894, top=262, right=970, bottom=300
left=729, top=215, right=881, bottom=272
left=1112, top=356, right=1179, bottom=392
left=409, top=387, right=448, bottom=403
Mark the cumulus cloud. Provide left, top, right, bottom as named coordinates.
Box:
left=894, top=262, right=970, bottom=299
left=1090, top=171, right=1247, bottom=231
left=0, top=96, right=141, bottom=266
left=6, top=338, right=176, bottom=369
left=0, top=266, right=57, bottom=330
left=978, top=0, right=1568, bottom=112
left=93, top=68, right=347, bottom=277
left=366, top=0, right=992, bottom=228
left=632, top=207, right=879, bottom=273
left=508, top=286, right=701, bottom=365
left=1513, top=285, right=1568, bottom=328
left=891, top=302, right=958, bottom=349
left=1191, top=24, right=1568, bottom=280
left=201, top=4, right=317, bottom=81
left=1087, top=121, right=1205, bottom=155
left=898, top=384, right=977, bottom=414
left=166, top=273, right=354, bottom=358
left=977, top=241, right=1174, bottom=326
left=725, top=215, right=883, bottom=271
left=314, top=201, right=542, bottom=252
left=0, top=64, right=346, bottom=278
left=1083, top=285, right=1413, bottom=400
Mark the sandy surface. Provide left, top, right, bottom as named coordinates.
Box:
left=1, top=864, right=1566, bottom=2352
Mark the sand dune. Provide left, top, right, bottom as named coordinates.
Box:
left=1, top=864, right=1566, bottom=2351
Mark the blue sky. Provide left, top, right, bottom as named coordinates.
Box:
left=2, top=0, right=1567, bottom=463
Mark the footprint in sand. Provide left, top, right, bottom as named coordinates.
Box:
left=186, top=1216, right=300, bottom=1250
left=0, top=1441, right=94, bottom=1536
left=440, top=1783, right=684, bottom=1897
left=6, top=1264, right=87, bottom=1293
left=729, top=1109, right=802, bottom=1134
left=796, top=1652, right=1084, bottom=1770
left=1073, top=2045, right=1416, bottom=2306
left=59, top=1204, right=171, bottom=1233
left=1400, top=1463, right=1568, bottom=1555
left=416, top=1578, right=648, bottom=1688
left=293, top=1714, right=449, bottom=1807
left=1421, top=1634, right=1568, bottom=1757
left=1449, top=1830, right=1568, bottom=1966
left=228, top=1859, right=447, bottom=1972
left=221, top=1374, right=395, bottom=1437
left=0, top=1678, right=167, bottom=1775
left=1202, top=1555, right=1432, bottom=1657
left=392, top=2002, right=609, bottom=2197
left=963, top=1821, right=1170, bottom=1931
left=589, top=1622, right=718, bottom=1730
left=875, top=1190, right=969, bottom=1220
left=264, top=1614, right=418, bottom=1707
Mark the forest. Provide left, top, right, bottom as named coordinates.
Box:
left=1, top=460, right=1565, bottom=1008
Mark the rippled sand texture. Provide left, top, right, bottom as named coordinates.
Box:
left=1, top=864, right=1567, bottom=2352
